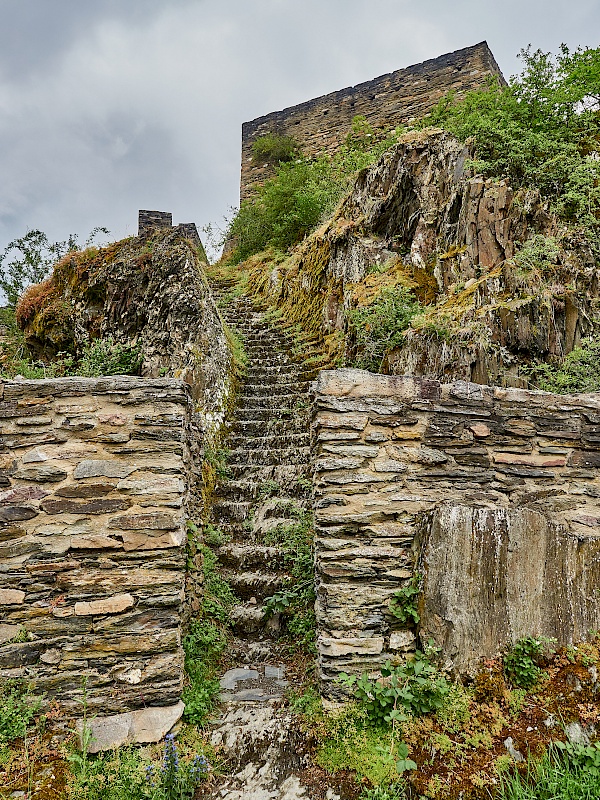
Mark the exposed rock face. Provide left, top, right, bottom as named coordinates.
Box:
left=249, top=130, right=599, bottom=386
left=17, top=227, right=233, bottom=433
left=420, top=505, right=600, bottom=673
left=336, top=130, right=598, bottom=385
left=311, top=369, right=600, bottom=688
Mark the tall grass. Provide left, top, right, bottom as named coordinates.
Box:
left=499, top=747, right=600, bottom=800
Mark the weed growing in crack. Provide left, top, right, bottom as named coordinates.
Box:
left=262, top=506, right=316, bottom=651
left=182, top=541, right=236, bottom=725
left=0, top=680, right=42, bottom=745
left=389, top=573, right=421, bottom=625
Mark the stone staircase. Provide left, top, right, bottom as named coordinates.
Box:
left=203, top=285, right=324, bottom=799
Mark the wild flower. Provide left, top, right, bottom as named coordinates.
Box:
left=147, top=735, right=211, bottom=799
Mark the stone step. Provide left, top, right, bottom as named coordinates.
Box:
left=244, top=370, right=310, bottom=391
left=214, top=472, right=309, bottom=501
left=235, top=407, right=310, bottom=423
left=226, top=463, right=309, bottom=483
left=230, top=418, right=308, bottom=436
left=230, top=602, right=271, bottom=634
left=228, top=446, right=310, bottom=466
left=246, top=363, right=306, bottom=375
left=214, top=480, right=257, bottom=502
left=212, top=499, right=252, bottom=523
left=218, top=544, right=284, bottom=570
left=227, top=432, right=309, bottom=452
left=237, top=394, right=306, bottom=408
left=241, top=349, right=289, bottom=362
left=239, top=382, right=308, bottom=397
left=225, top=570, right=287, bottom=600
left=221, top=633, right=277, bottom=664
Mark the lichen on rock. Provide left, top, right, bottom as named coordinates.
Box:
left=239, top=129, right=600, bottom=387
left=16, top=226, right=234, bottom=435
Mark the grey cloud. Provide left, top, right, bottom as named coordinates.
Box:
left=0, top=0, right=598, bottom=259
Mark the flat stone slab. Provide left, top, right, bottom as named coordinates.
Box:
left=219, top=664, right=289, bottom=703
left=264, top=664, right=285, bottom=680
left=77, top=701, right=184, bottom=753
left=220, top=668, right=259, bottom=690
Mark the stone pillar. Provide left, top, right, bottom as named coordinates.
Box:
left=138, top=210, right=173, bottom=237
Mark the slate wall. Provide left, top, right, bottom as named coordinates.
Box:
left=240, top=42, right=503, bottom=201
left=0, top=376, right=192, bottom=721
left=311, top=369, right=600, bottom=692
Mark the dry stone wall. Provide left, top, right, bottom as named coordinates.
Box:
left=240, top=42, right=503, bottom=200
left=0, top=376, right=192, bottom=734
left=311, top=369, right=600, bottom=692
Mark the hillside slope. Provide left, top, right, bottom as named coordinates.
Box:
left=230, top=128, right=598, bottom=388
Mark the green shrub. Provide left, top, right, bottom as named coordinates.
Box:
left=503, top=636, right=552, bottom=689
left=203, top=523, right=230, bottom=548
left=252, top=133, right=299, bottom=165
left=530, top=337, right=600, bottom=393
left=422, top=45, right=600, bottom=246
left=0, top=680, right=41, bottom=744
left=347, top=285, right=423, bottom=371
left=182, top=620, right=226, bottom=726
left=0, top=227, right=108, bottom=307
left=338, top=652, right=449, bottom=726
left=513, top=234, right=560, bottom=272
left=199, top=545, right=236, bottom=624
left=262, top=507, right=316, bottom=651
left=182, top=544, right=236, bottom=725
left=228, top=116, right=400, bottom=262
left=74, top=336, right=143, bottom=377
left=203, top=446, right=231, bottom=480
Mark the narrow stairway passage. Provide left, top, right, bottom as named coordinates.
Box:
left=200, top=285, right=327, bottom=800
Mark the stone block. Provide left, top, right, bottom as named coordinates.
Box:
left=74, top=594, right=135, bottom=616
left=74, top=460, right=136, bottom=479
left=108, top=512, right=179, bottom=530
left=13, top=465, right=68, bottom=483
left=389, top=631, right=417, bottom=651
left=318, top=636, right=385, bottom=657
left=0, top=624, right=21, bottom=644
left=79, top=701, right=184, bottom=753
left=0, top=589, right=26, bottom=604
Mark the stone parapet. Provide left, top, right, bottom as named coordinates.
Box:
left=0, top=376, right=192, bottom=722
left=311, top=369, right=600, bottom=690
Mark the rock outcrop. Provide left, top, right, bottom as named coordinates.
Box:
left=16, top=227, right=233, bottom=432
left=246, top=129, right=599, bottom=386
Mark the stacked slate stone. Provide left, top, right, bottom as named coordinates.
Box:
left=240, top=41, right=503, bottom=200
left=0, top=376, right=192, bottom=726
left=312, top=369, right=600, bottom=693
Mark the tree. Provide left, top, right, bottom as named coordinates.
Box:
left=0, top=227, right=109, bottom=307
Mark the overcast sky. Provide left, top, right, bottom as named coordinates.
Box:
left=0, top=0, right=598, bottom=259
